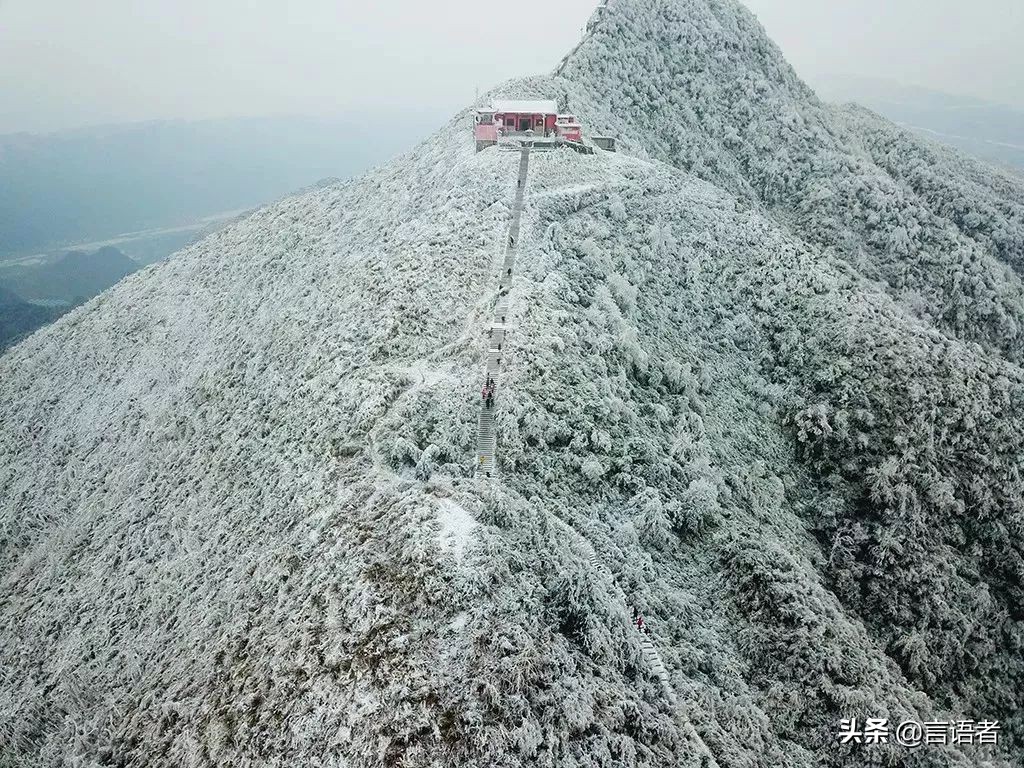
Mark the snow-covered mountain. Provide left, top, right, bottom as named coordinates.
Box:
left=2, top=1, right=1023, bottom=766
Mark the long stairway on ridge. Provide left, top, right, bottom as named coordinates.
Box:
left=471, top=145, right=720, bottom=764
left=476, top=145, right=530, bottom=477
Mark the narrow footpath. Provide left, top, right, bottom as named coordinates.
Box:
left=476, top=145, right=530, bottom=477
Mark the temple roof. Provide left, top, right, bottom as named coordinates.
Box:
left=492, top=99, right=558, bottom=115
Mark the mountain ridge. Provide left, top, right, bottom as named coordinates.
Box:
left=1, top=1, right=1022, bottom=766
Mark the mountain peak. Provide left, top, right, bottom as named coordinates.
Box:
left=2, top=4, right=1024, bottom=766
left=562, top=0, right=806, bottom=89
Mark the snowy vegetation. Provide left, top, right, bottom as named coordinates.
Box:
left=1, top=0, right=1023, bottom=766
left=559, top=0, right=1024, bottom=363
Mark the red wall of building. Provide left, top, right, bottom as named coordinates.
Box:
left=494, top=112, right=557, bottom=135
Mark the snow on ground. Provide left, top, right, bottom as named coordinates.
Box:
left=435, top=497, right=477, bottom=560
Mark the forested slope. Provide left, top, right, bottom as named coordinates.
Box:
left=550, top=0, right=1024, bottom=758
left=557, top=0, right=1024, bottom=363
left=0, top=1, right=1022, bottom=767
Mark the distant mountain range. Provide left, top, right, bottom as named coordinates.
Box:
left=0, top=112, right=442, bottom=258
left=0, top=284, right=64, bottom=353
left=812, top=74, right=1024, bottom=172
left=1, top=245, right=138, bottom=303
left=0, top=245, right=138, bottom=351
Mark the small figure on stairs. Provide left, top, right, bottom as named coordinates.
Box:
left=633, top=611, right=650, bottom=634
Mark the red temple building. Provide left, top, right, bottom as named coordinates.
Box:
left=474, top=99, right=587, bottom=151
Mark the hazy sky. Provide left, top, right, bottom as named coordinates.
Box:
left=1, top=0, right=1021, bottom=134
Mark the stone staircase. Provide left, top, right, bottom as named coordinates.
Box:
left=476, top=146, right=530, bottom=477
left=584, top=550, right=673, bottom=695
left=583, top=544, right=718, bottom=766
left=640, top=630, right=676, bottom=704
left=476, top=405, right=496, bottom=475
